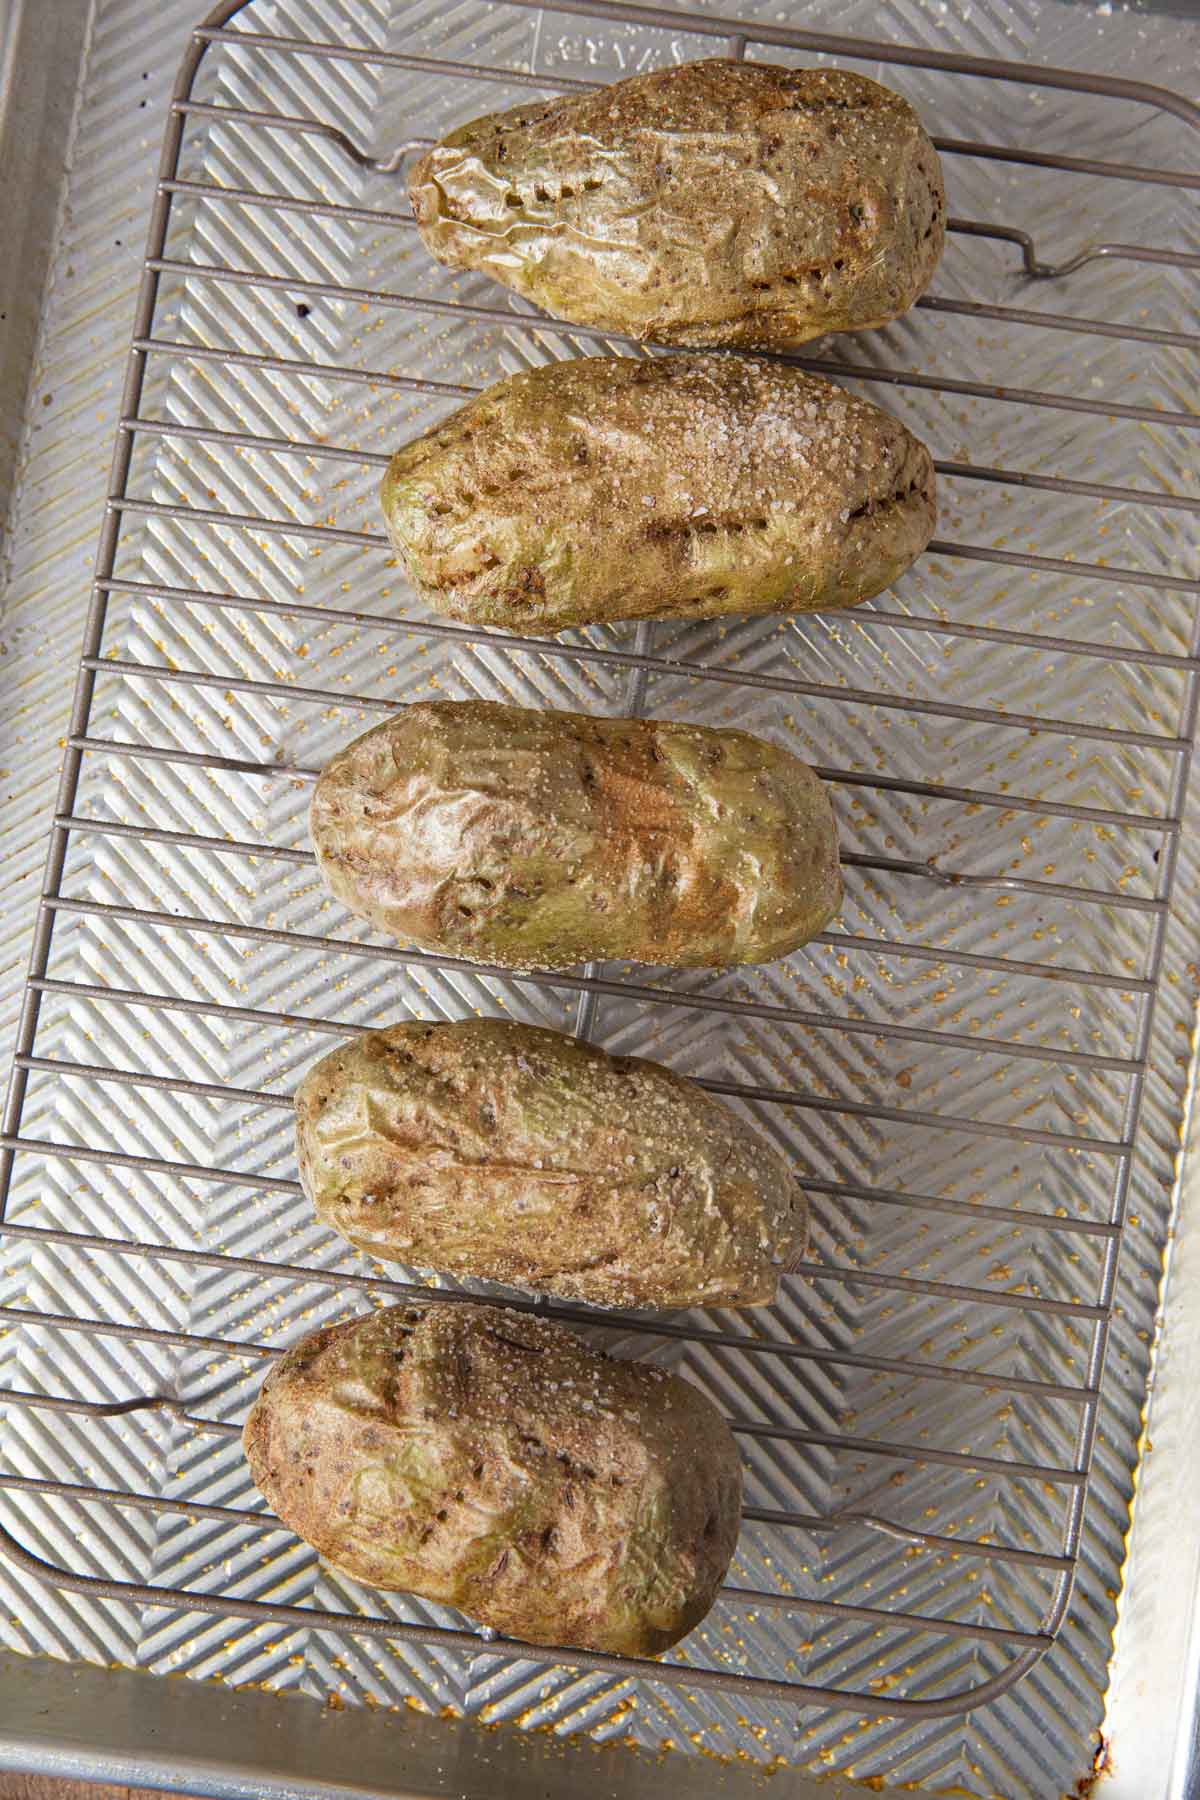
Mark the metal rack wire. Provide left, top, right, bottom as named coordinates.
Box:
left=0, top=0, right=1196, bottom=1730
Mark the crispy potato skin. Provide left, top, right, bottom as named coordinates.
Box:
left=295, top=1018, right=805, bottom=1309
left=243, top=1302, right=743, bottom=1656
left=380, top=355, right=935, bottom=632
left=309, top=700, right=841, bottom=971
left=408, top=60, right=945, bottom=346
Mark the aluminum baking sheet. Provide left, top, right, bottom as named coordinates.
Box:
left=1, top=0, right=1197, bottom=1793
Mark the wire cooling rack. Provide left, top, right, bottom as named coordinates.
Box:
left=0, top=0, right=1197, bottom=1734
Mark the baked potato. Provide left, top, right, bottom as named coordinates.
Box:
left=408, top=59, right=945, bottom=347
left=295, top=1018, right=804, bottom=1309
left=380, top=354, right=935, bottom=631
left=309, top=700, right=841, bottom=971
left=243, top=1301, right=743, bottom=1656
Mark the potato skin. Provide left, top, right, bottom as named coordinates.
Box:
left=310, top=700, right=841, bottom=971
left=380, top=355, right=935, bottom=632
left=295, top=1018, right=805, bottom=1309
left=243, top=1302, right=743, bottom=1656
left=408, top=60, right=945, bottom=347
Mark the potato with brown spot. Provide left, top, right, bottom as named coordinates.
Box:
left=243, top=1301, right=743, bottom=1656
left=408, top=59, right=945, bottom=346
left=309, top=700, right=841, bottom=971
left=381, top=355, right=935, bottom=632
left=295, top=1018, right=805, bottom=1309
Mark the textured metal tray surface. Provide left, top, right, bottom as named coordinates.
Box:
left=0, top=0, right=1197, bottom=1793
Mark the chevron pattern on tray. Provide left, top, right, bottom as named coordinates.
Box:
left=0, top=0, right=1197, bottom=1794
